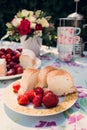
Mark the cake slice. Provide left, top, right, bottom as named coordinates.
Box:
left=18, top=68, right=39, bottom=95
left=35, top=66, right=57, bottom=88
left=47, top=68, right=76, bottom=96
left=19, top=49, right=36, bottom=69
left=0, top=59, right=7, bottom=76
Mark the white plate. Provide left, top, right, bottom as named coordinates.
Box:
left=3, top=80, right=78, bottom=116
left=0, top=58, right=41, bottom=80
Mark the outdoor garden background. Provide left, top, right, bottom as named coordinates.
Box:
left=0, top=0, right=87, bottom=49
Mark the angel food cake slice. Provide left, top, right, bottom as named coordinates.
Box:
left=35, top=65, right=57, bottom=88
left=0, top=59, right=7, bottom=76
left=18, top=68, right=40, bottom=95
left=47, top=68, right=76, bottom=96
left=18, top=66, right=77, bottom=96
left=19, top=49, right=36, bottom=69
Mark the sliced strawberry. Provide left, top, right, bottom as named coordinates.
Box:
left=17, top=94, right=29, bottom=105
left=12, top=81, right=21, bottom=93
left=24, top=90, right=36, bottom=102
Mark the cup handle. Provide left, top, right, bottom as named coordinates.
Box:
left=83, top=41, right=87, bottom=45
left=74, top=27, right=81, bottom=36
left=83, top=24, right=87, bottom=28
left=81, top=41, right=87, bottom=56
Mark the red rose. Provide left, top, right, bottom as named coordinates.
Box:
left=18, top=19, right=32, bottom=35
left=35, top=24, right=43, bottom=31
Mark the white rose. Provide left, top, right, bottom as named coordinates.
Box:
left=35, top=10, right=41, bottom=17
left=21, top=9, right=30, bottom=17
left=31, top=23, right=36, bottom=29
left=37, top=17, right=49, bottom=27
left=11, top=17, right=22, bottom=27
left=6, top=22, right=12, bottom=28
left=26, top=15, right=36, bottom=22
left=21, top=10, right=34, bottom=17
left=28, top=11, right=34, bottom=16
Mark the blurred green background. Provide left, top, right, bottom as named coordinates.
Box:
left=0, top=0, right=87, bottom=48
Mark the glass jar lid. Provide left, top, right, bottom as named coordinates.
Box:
left=67, top=12, right=84, bottom=20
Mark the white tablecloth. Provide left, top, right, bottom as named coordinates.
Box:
left=0, top=42, right=87, bottom=130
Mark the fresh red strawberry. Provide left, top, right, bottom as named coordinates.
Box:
left=24, top=90, right=36, bottom=102
left=43, top=90, right=53, bottom=96
left=37, top=93, right=43, bottom=99
left=6, top=48, right=13, bottom=54
left=34, top=87, right=44, bottom=96
left=6, top=53, right=11, bottom=59
left=33, top=94, right=42, bottom=107
left=14, top=52, right=21, bottom=59
left=16, top=48, right=22, bottom=53
left=42, top=91, right=59, bottom=108
left=12, top=81, right=21, bottom=93
left=17, top=94, right=29, bottom=105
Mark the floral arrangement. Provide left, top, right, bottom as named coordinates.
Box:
left=3, top=9, right=56, bottom=45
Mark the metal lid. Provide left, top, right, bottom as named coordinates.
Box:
left=59, top=17, right=75, bottom=20
left=67, top=12, right=84, bottom=20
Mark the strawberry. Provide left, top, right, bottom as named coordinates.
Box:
left=43, top=90, right=53, bottom=96
left=33, top=94, right=42, bottom=107
left=6, top=53, right=11, bottom=59
left=24, top=90, right=36, bottom=102
left=42, top=91, right=59, bottom=108
left=17, top=94, right=29, bottom=105
left=16, top=48, right=22, bottom=53
left=34, top=87, right=44, bottom=96
left=12, top=81, right=21, bottom=93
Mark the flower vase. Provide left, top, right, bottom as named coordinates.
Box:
left=20, top=35, right=42, bottom=56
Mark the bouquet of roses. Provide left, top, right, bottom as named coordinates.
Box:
left=3, top=9, right=55, bottom=43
